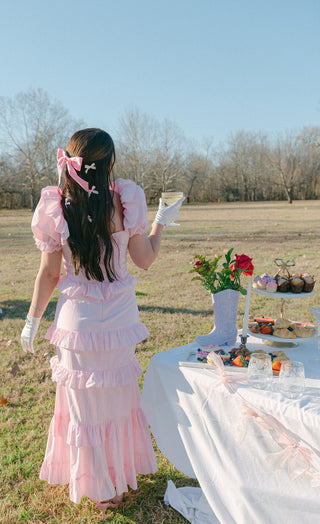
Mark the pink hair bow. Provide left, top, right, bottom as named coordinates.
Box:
left=57, top=148, right=90, bottom=193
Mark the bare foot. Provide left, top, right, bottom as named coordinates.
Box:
left=96, top=494, right=124, bottom=515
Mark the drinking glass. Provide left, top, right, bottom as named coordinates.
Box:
left=278, top=361, right=305, bottom=399
left=161, top=191, right=184, bottom=207
left=248, top=352, right=272, bottom=389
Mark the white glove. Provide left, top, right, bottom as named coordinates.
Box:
left=21, top=315, right=41, bottom=354
left=153, top=196, right=185, bottom=227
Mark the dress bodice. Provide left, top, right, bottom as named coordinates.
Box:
left=31, top=179, right=149, bottom=302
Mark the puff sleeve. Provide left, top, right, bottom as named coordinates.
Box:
left=31, top=186, right=69, bottom=252
left=113, top=178, right=149, bottom=237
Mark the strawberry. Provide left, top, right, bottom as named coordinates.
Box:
left=260, top=325, right=273, bottom=335
left=272, top=361, right=281, bottom=371
left=232, top=355, right=244, bottom=367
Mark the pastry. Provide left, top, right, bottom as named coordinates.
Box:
left=273, top=328, right=296, bottom=339
left=290, top=275, right=304, bottom=293
left=293, top=324, right=316, bottom=338
left=301, top=274, right=315, bottom=292
left=272, top=350, right=289, bottom=362
left=276, top=274, right=290, bottom=292
left=274, top=318, right=294, bottom=329
left=266, top=278, right=277, bottom=293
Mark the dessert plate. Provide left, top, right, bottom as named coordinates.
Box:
left=253, top=288, right=315, bottom=299
left=249, top=330, right=302, bottom=348
left=178, top=348, right=286, bottom=376
left=178, top=349, right=246, bottom=372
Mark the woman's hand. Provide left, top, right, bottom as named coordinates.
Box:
left=153, top=196, right=185, bottom=227
left=21, top=315, right=41, bottom=354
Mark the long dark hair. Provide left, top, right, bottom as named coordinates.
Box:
left=61, top=128, right=117, bottom=282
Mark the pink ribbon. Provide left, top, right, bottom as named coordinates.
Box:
left=265, top=433, right=313, bottom=480
left=57, top=148, right=89, bottom=193
left=208, top=351, right=247, bottom=391
left=237, top=405, right=271, bottom=442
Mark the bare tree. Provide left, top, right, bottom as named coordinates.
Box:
left=149, top=119, right=185, bottom=194
left=269, top=131, right=301, bottom=203
left=0, top=88, right=82, bottom=209
left=116, top=109, right=186, bottom=200
left=298, top=127, right=320, bottom=199
left=116, top=108, right=158, bottom=190
left=182, top=138, right=215, bottom=202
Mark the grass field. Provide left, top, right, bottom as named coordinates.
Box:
left=0, top=200, right=319, bottom=523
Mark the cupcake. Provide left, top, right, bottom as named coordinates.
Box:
left=276, top=274, right=290, bottom=292
left=290, top=274, right=304, bottom=293
left=266, top=278, right=277, bottom=293
left=256, top=273, right=272, bottom=290
left=252, top=276, right=260, bottom=289
left=301, top=273, right=315, bottom=293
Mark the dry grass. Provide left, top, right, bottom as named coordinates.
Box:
left=0, top=201, right=319, bottom=523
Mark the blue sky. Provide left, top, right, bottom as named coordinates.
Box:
left=1, top=0, right=319, bottom=146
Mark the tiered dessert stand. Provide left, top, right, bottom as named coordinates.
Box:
left=251, top=288, right=315, bottom=348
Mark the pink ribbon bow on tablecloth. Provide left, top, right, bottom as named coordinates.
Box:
left=237, top=405, right=276, bottom=443
left=57, top=148, right=90, bottom=193
left=209, top=351, right=247, bottom=391
left=265, top=432, right=314, bottom=480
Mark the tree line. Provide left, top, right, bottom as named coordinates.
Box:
left=0, top=89, right=319, bottom=209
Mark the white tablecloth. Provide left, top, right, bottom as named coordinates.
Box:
left=141, top=335, right=320, bottom=524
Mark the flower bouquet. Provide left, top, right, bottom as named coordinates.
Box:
left=190, top=249, right=254, bottom=347
left=190, top=249, right=254, bottom=295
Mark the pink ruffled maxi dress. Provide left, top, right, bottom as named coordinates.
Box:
left=31, top=178, right=157, bottom=504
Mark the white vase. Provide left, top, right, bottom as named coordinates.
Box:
left=195, top=289, right=239, bottom=347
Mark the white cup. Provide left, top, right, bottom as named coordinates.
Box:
left=248, top=352, right=273, bottom=389
left=279, top=361, right=305, bottom=399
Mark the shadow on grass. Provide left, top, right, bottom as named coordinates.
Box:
left=0, top=299, right=58, bottom=320
left=138, top=305, right=211, bottom=315
left=1, top=299, right=211, bottom=322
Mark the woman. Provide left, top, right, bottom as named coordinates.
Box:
left=21, top=128, right=184, bottom=514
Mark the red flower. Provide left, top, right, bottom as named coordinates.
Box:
left=194, top=260, right=202, bottom=267
left=229, top=263, right=237, bottom=280
left=233, top=254, right=254, bottom=276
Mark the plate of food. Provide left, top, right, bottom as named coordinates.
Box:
left=179, top=346, right=289, bottom=375
left=248, top=316, right=317, bottom=343
left=253, top=288, right=315, bottom=299
left=252, top=272, right=315, bottom=295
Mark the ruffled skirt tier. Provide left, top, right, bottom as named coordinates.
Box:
left=40, top=380, right=157, bottom=503
left=40, top=288, right=157, bottom=504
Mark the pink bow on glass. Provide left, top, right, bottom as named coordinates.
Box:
left=57, top=148, right=90, bottom=193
